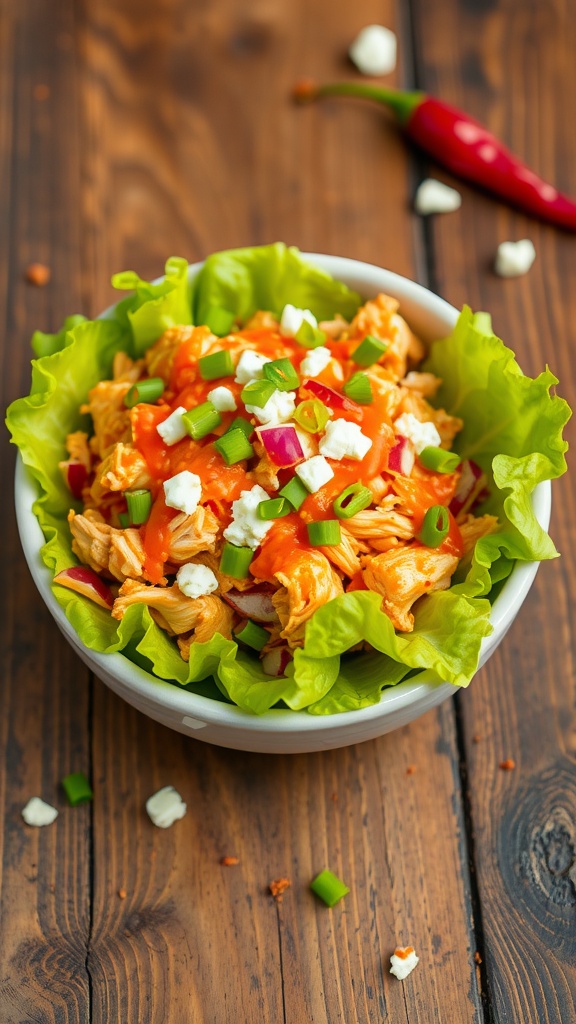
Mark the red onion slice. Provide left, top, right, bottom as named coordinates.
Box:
left=222, top=585, right=279, bottom=623
left=54, top=566, right=114, bottom=609
left=262, top=647, right=292, bottom=677
left=388, top=435, right=415, bottom=476
left=257, top=424, right=304, bottom=468
left=449, top=459, right=487, bottom=517
left=65, top=462, right=88, bottom=499
left=303, top=378, right=360, bottom=414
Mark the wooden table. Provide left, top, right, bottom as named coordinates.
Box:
left=2, top=1, right=575, bottom=1021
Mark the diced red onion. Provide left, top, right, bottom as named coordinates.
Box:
left=303, top=378, right=360, bottom=414
left=54, top=566, right=114, bottom=609
left=262, top=647, right=292, bottom=677
left=388, top=435, right=415, bottom=476
left=222, top=585, right=279, bottom=623
left=65, top=462, right=88, bottom=499
left=449, top=459, right=486, bottom=517
left=257, top=424, right=304, bottom=468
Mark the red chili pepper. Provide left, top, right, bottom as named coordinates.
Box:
left=293, top=80, right=576, bottom=230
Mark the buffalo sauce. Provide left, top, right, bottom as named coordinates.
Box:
left=143, top=491, right=178, bottom=583
left=249, top=515, right=311, bottom=581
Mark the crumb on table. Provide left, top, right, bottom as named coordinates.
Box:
left=220, top=856, right=240, bottom=866
left=269, top=877, right=291, bottom=901
left=25, top=262, right=51, bottom=286
left=499, top=758, right=516, bottom=771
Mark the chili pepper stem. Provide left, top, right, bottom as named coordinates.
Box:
left=293, top=79, right=424, bottom=126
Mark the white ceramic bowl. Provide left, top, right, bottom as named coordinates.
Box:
left=14, top=254, right=550, bottom=753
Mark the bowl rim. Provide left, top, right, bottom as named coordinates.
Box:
left=13, top=252, right=552, bottom=734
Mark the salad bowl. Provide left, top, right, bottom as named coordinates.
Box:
left=12, top=251, right=560, bottom=753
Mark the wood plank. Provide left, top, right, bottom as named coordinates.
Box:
left=412, top=0, right=576, bottom=1020
left=0, top=2, right=92, bottom=1021
left=79, top=0, right=484, bottom=1020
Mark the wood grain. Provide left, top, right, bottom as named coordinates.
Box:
left=413, top=0, right=576, bottom=1020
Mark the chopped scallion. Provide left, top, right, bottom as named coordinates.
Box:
left=295, top=321, right=327, bottom=349
left=293, top=399, right=331, bottom=434
left=124, top=377, right=165, bottom=408
left=214, top=428, right=254, bottom=465
left=310, top=869, right=350, bottom=907
left=227, top=416, right=254, bottom=439
left=182, top=401, right=222, bottom=439
left=198, top=349, right=235, bottom=381
left=61, top=772, right=93, bottom=807
left=351, top=334, right=389, bottom=367
left=118, top=512, right=130, bottom=529
left=343, top=372, right=373, bottom=404
left=279, top=475, right=309, bottom=510
left=257, top=497, right=291, bottom=520
left=333, top=483, right=373, bottom=519
left=204, top=306, right=235, bottom=336
left=125, top=489, right=152, bottom=525
left=219, top=542, right=253, bottom=579
left=419, top=446, right=461, bottom=474
left=307, top=520, right=341, bottom=546
left=263, top=357, right=300, bottom=392
left=240, top=379, right=277, bottom=408
left=418, top=504, right=450, bottom=548
left=234, top=620, right=269, bottom=651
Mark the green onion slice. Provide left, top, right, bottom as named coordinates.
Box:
left=293, top=399, right=331, bottom=434
left=125, top=489, right=152, bottom=525
left=124, top=377, right=165, bottom=408
left=307, top=519, right=341, bottom=546
left=310, top=869, right=350, bottom=907
left=118, top=512, right=130, bottom=529
left=418, top=504, right=450, bottom=548
left=219, top=542, right=253, bottom=579
left=198, top=349, right=235, bottom=381
left=214, top=428, right=254, bottom=466
left=234, top=620, right=269, bottom=651
left=61, top=771, right=93, bottom=807
left=182, top=401, right=222, bottom=440
left=352, top=334, right=389, bottom=367
left=333, top=483, right=373, bottom=520
left=204, top=306, right=235, bottom=337
left=241, top=379, right=277, bottom=408
left=279, top=475, right=309, bottom=510
left=343, top=372, right=373, bottom=404
left=295, top=321, right=327, bottom=349
left=263, top=357, right=300, bottom=392
left=419, top=446, right=461, bottom=474
left=257, top=497, right=291, bottom=520
left=227, top=416, right=254, bottom=439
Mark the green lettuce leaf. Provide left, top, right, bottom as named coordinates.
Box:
left=5, top=250, right=571, bottom=716
left=192, top=242, right=362, bottom=325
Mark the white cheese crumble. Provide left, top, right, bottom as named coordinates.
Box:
left=207, top=385, right=237, bottom=412
left=389, top=946, right=419, bottom=981
left=156, top=405, right=188, bottom=446
left=414, top=178, right=462, bottom=215
left=21, top=797, right=59, bottom=827
left=494, top=239, right=536, bottom=277
left=245, top=389, right=297, bottom=425
left=223, top=484, right=275, bottom=549
left=279, top=304, right=318, bottom=338
left=163, top=470, right=202, bottom=515
left=393, top=412, right=441, bottom=454
left=318, top=419, right=373, bottom=461
left=146, top=786, right=187, bottom=828
left=349, top=24, right=397, bottom=76
left=300, top=346, right=332, bottom=377
left=234, top=350, right=271, bottom=384
left=176, top=562, right=219, bottom=599
left=295, top=455, right=334, bottom=493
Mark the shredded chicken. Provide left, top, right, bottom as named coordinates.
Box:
left=97, top=443, right=152, bottom=493
left=166, top=506, right=220, bottom=563
left=318, top=527, right=366, bottom=577
left=68, top=509, right=145, bottom=581
left=244, top=310, right=278, bottom=331
left=81, top=380, right=133, bottom=458
left=348, top=295, right=425, bottom=378
left=271, top=551, right=344, bottom=647
left=362, top=546, right=459, bottom=632
left=112, top=579, right=233, bottom=639
left=249, top=441, right=280, bottom=491
left=345, top=500, right=415, bottom=543
left=63, top=431, right=92, bottom=471
left=459, top=513, right=500, bottom=556
left=113, top=351, right=144, bottom=383
left=400, top=371, right=442, bottom=397
left=318, top=314, right=349, bottom=339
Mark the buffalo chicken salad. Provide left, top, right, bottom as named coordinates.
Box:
left=7, top=245, right=569, bottom=715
